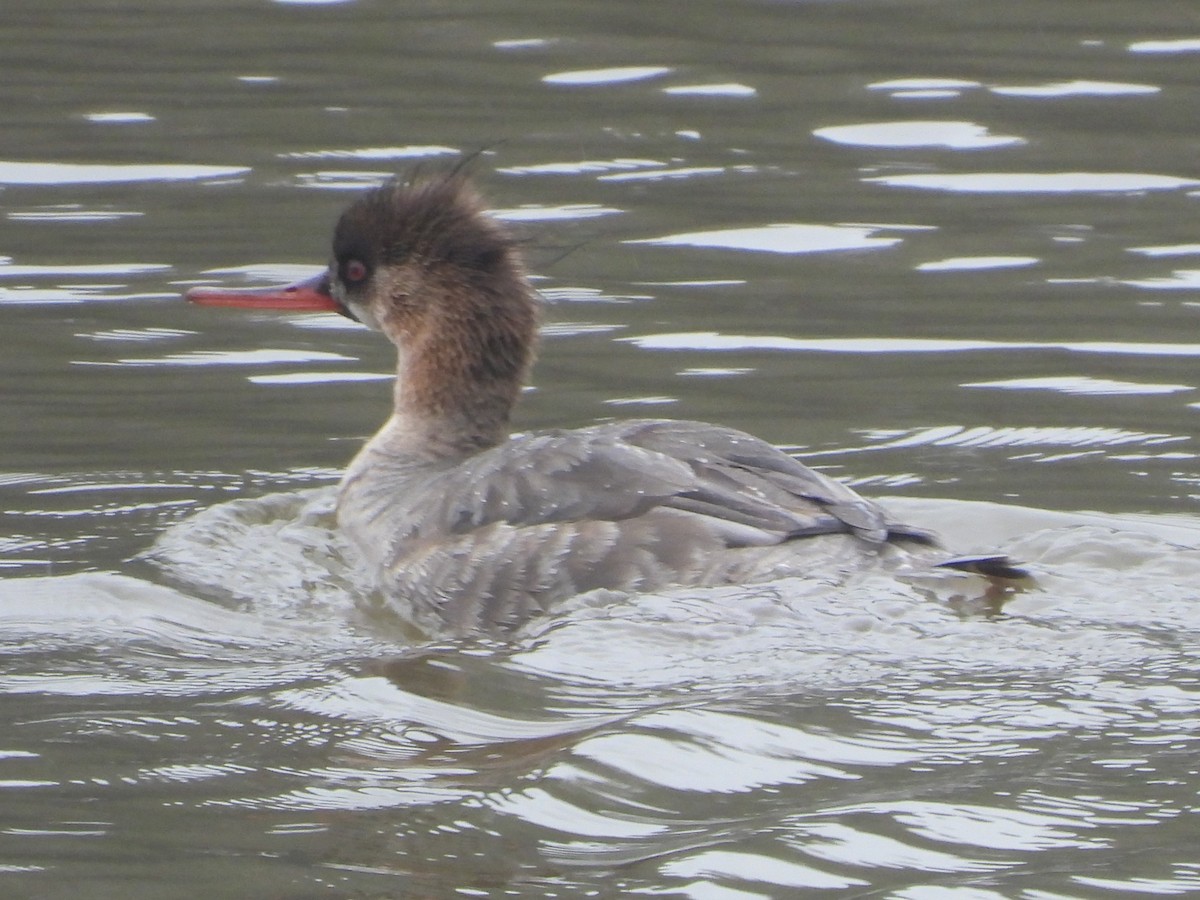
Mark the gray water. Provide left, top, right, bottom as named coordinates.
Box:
left=3, top=0, right=1200, bottom=896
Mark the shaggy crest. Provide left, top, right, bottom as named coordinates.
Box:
left=333, top=173, right=522, bottom=283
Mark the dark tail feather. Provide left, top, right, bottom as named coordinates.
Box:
left=936, top=554, right=1030, bottom=580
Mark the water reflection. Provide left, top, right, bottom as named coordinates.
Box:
left=6, top=206, right=143, bottom=223
left=624, top=332, right=1200, bottom=356
left=83, top=348, right=357, bottom=368
left=5, top=490, right=1200, bottom=894
left=990, top=79, right=1159, bottom=97
left=0, top=162, right=248, bottom=185
left=868, top=77, right=982, bottom=99
left=542, top=66, right=672, bottom=86
left=963, top=375, right=1193, bottom=396
left=917, top=255, right=1039, bottom=271
left=1128, top=38, right=1200, bottom=54
left=629, top=223, right=905, bottom=253
left=4, top=0, right=1200, bottom=895
left=867, top=172, right=1200, bottom=193
left=813, top=121, right=1025, bottom=149
left=663, top=83, right=757, bottom=97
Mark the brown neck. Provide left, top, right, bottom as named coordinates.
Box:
left=382, top=272, right=538, bottom=459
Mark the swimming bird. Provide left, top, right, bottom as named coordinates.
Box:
left=186, top=171, right=1024, bottom=635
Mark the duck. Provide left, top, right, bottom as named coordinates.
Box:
left=186, top=170, right=1025, bottom=635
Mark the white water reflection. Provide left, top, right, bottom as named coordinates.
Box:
left=603, top=396, right=676, bottom=406
left=599, top=166, right=730, bottom=183
left=542, top=66, right=672, bottom=86
left=854, top=425, right=1184, bottom=452
left=1128, top=244, right=1200, bottom=257
left=1128, top=38, right=1200, bottom=54
left=917, top=256, right=1039, bottom=272
left=867, top=78, right=981, bottom=99
left=1122, top=270, right=1200, bottom=289
left=79, top=349, right=356, bottom=368
left=498, top=158, right=664, bottom=176
left=0, top=262, right=169, bottom=278
left=84, top=112, right=156, bottom=123
left=663, top=83, right=757, bottom=97
left=493, top=38, right=553, bottom=50
left=868, top=800, right=1104, bottom=852
left=198, top=263, right=325, bottom=282
left=496, top=787, right=668, bottom=838
left=1075, top=872, right=1200, bottom=894
left=0, top=286, right=164, bottom=305
left=628, top=224, right=904, bottom=253
left=280, top=146, right=458, bottom=161
left=6, top=206, right=143, bottom=223
left=493, top=204, right=622, bottom=221
left=790, top=822, right=1005, bottom=874
left=813, top=121, right=1024, bottom=149
left=0, top=162, right=249, bottom=185
left=248, top=372, right=391, bottom=385
left=662, top=850, right=866, bottom=891
left=989, top=80, right=1159, bottom=97
left=295, top=171, right=394, bottom=190
left=539, top=285, right=651, bottom=304
left=868, top=172, right=1199, bottom=193
left=77, top=327, right=193, bottom=343
left=540, top=322, right=626, bottom=338
left=678, top=366, right=755, bottom=377
left=624, top=332, right=1200, bottom=356
left=964, top=376, right=1193, bottom=396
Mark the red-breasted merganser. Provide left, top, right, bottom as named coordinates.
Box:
left=186, top=171, right=1024, bottom=634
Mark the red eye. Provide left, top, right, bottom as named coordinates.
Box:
left=343, top=259, right=368, bottom=284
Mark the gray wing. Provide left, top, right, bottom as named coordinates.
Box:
left=388, top=419, right=931, bottom=551
left=344, top=419, right=1023, bottom=634
left=353, top=419, right=1031, bottom=634
left=620, top=420, right=903, bottom=542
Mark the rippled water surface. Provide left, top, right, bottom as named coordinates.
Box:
left=2, top=0, right=1199, bottom=896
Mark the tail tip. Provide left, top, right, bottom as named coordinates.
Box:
left=935, top=554, right=1030, bottom=581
